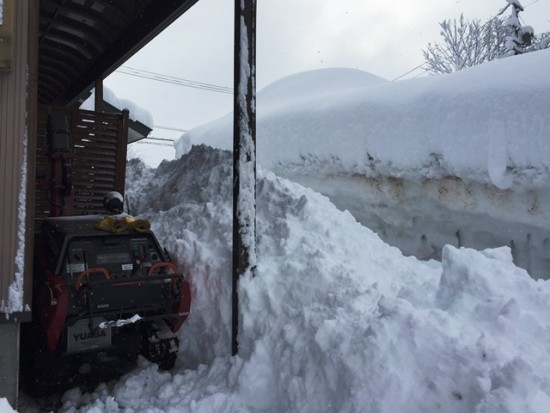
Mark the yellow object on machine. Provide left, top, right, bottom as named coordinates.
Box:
left=95, top=215, right=151, bottom=233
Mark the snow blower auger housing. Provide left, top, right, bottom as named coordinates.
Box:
left=21, top=214, right=191, bottom=393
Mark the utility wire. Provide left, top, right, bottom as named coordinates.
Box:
left=154, top=125, right=187, bottom=132
left=524, top=0, right=539, bottom=8
left=392, top=63, right=427, bottom=81
left=132, top=136, right=179, bottom=147
left=145, top=136, right=178, bottom=142
left=116, top=66, right=233, bottom=94
left=412, top=69, right=428, bottom=79
left=134, top=140, right=174, bottom=147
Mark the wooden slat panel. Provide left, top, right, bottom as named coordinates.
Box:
left=74, top=165, right=117, bottom=173
left=74, top=143, right=118, bottom=152
left=35, top=106, right=127, bottom=218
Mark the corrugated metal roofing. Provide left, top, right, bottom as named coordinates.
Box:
left=38, top=0, right=199, bottom=106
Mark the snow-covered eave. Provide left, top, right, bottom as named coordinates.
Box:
left=80, top=88, right=154, bottom=143
left=102, top=101, right=153, bottom=143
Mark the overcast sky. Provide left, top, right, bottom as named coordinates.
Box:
left=104, top=0, right=550, bottom=133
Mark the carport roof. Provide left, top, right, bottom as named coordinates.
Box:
left=38, top=0, right=199, bottom=106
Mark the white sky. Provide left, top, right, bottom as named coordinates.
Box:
left=105, top=0, right=550, bottom=132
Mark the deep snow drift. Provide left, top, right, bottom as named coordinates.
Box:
left=49, top=145, right=550, bottom=413
left=179, top=51, right=550, bottom=279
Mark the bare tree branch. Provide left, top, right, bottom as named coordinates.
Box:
left=422, top=4, right=549, bottom=76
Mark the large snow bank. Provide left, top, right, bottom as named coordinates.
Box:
left=59, top=146, right=550, bottom=412
left=183, top=50, right=550, bottom=192
left=177, top=51, right=550, bottom=279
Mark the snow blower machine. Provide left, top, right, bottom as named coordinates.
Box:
left=20, top=113, right=191, bottom=394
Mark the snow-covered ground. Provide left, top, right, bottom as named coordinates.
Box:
left=51, top=145, right=550, bottom=413
left=15, top=50, right=550, bottom=412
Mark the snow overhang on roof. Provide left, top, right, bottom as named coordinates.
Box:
left=102, top=101, right=152, bottom=143
left=38, top=0, right=199, bottom=106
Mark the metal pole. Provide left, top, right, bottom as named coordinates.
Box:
left=232, top=0, right=257, bottom=356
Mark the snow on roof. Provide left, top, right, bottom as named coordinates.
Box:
left=258, top=67, right=387, bottom=110
left=184, top=49, right=550, bottom=192
left=80, top=86, right=154, bottom=127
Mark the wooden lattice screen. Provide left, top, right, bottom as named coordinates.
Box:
left=35, top=106, right=129, bottom=221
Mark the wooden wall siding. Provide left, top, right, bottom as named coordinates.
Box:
left=0, top=0, right=31, bottom=318
left=35, top=107, right=128, bottom=222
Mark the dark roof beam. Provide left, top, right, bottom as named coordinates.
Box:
left=39, top=43, right=87, bottom=66
left=39, top=43, right=91, bottom=73
left=41, top=32, right=95, bottom=60
left=39, top=1, right=122, bottom=39
left=79, top=0, right=136, bottom=26
left=39, top=16, right=109, bottom=51
left=37, top=64, right=74, bottom=88
left=55, top=0, right=199, bottom=106
left=57, top=2, right=135, bottom=32
left=39, top=54, right=82, bottom=79
left=37, top=75, right=66, bottom=103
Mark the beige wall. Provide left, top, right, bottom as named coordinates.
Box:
left=0, top=0, right=35, bottom=322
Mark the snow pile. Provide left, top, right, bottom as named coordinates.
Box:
left=125, top=149, right=234, bottom=363
left=1, top=397, right=17, bottom=413
left=58, top=145, right=550, bottom=412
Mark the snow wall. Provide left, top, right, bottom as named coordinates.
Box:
left=182, top=51, right=550, bottom=279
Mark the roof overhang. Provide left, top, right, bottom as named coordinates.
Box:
left=38, top=0, right=199, bottom=107
left=101, top=101, right=152, bottom=143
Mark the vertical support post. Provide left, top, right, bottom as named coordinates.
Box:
left=0, top=323, right=20, bottom=408
left=232, top=0, right=257, bottom=356
left=115, top=109, right=129, bottom=196
left=25, top=0, right=39, bottom=310
left=94, top=78, right=104, bottom=112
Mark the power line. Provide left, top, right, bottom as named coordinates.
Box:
left=146, top=136, right=178, bottom=142
left=132, top=136, right=178, bottom=147
left=134, top=140, right=173, bottom=147
left=118, top=66, right=232, bottom=93
left=524, top=0, right=540, bottom=8
left=392, top=63, right=427, bottom=81
left=411, top=69, right=428, bottom=79
left=116, top=66, right=233, bottom=95
left=153, top=125, right=187, bottom=132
